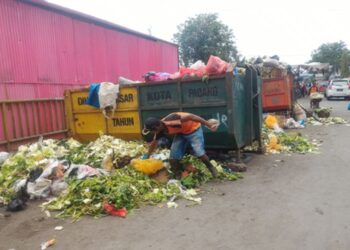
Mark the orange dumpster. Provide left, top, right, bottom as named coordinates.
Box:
left=262, top=73, right=293, bottom=112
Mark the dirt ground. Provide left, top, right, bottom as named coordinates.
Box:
left=1, top=98, right=350, bottom=250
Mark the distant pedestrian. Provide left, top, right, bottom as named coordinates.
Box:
left=308, top=82, right=319, bottom=95
left=301, top=81, right=307, bottom=97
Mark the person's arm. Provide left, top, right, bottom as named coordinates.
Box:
left=181, top=113, right=218, bottom=131
left=181, top=113, right=210, bottom=127
left=146, top=139, right=158, bottom=158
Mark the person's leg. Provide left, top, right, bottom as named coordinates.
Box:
left=169, top=135, right=187, bottom=178
left=198, top=154, right=218, bottom=178
left=186, top=127, right=218, bottom=177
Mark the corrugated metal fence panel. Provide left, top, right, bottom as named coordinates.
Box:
left=0, top=98, right=67, bottom=151
left=0, top=0, right=178, bottom=88
left=0, top=82, right=86, bottom=100
left=0, top=0, right=178, bottom=150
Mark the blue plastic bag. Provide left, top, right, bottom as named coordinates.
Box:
left=86, top=83, right=100, bottom=108
left=347, top=102, right=350, bottom=110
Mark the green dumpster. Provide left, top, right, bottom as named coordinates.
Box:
left=139, top=65, right=262, bottom=153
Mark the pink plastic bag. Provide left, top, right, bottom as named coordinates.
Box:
left=178, top=66, right=205, bottom=78
left=143, top=72, right=171, bottom=82
left=206, top=55, right=230, bottom=75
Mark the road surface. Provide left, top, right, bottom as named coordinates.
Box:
left=1, top=98, right=350, bottom=250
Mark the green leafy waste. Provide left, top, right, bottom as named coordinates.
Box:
left=277, top=132, right=318, bottom=153
left=180, top=156, right=242, bottom=188
left=244, top=126, right=318, bottom=154
left=42, top=167, right=166, bottom=220
left=42, top=156, right=242, bottom=220
left=0, top=138, right=81, bottom=204
left=0, top=135, right=243, bottom=220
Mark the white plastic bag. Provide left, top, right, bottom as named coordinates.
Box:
left=98, top=82, right=120, bottom=119
left=51, top=180, right=68, bottom=196
left=0, top=152, right=9, bottom=165
left=27, top=178, right=52, bottom=199
left=190, top=60, right=205, bottom=70
left=118, top=76, right=139, bottom=86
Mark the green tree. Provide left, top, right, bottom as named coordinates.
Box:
left=340, top=51, right=350, bottom=78
left=173, top=13, right=237, bottom=66
left=311, top=41, right=349, bottom=72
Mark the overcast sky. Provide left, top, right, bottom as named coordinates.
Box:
left=48, top=0, right=350, bottom=65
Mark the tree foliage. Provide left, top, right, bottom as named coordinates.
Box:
left=311, top=41, right=349, bottom=72
left=340, top=51, right=350, bottom=78
left=173, top=13, right=237, bottom=66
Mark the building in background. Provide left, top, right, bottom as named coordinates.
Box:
left=0, top=0, right=179, bottom=150
left=0, top=0, right=179, bottom=100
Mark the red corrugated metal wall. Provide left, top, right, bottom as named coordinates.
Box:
left=0, top=0, right=179, bottom=99
left=0, top=0, right=178, bottom=149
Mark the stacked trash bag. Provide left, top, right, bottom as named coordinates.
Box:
left=118, top=55, right=233, bottom=86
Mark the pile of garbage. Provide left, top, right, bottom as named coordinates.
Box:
left=308, top=116, right=347, bottom=125
left=256, top=115, right=319, bottom=154
left=0, top=135, right=242, bottom=220
left=264, top=128, right=319, bottom=154
left=314, top=107, right=331, bottom=118
left=250, top=57, right=289, bottom=80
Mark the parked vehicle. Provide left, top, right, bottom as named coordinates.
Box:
left=317, top=80, right=329, bottom=93
left=325, top=79, right=350, bottom=100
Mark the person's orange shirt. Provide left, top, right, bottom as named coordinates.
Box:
left=161, top=112, right=201, bottom=135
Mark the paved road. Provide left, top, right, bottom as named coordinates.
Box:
left=1, top=98, right=350, bottom=250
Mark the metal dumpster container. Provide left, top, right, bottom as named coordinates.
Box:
left=139, top=66, right=262, bottom=151
left=64, top=86, right=141, bottom=142
left=262, top=72, right=294, bottom=112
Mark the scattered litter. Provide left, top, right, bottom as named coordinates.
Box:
left=40, top=239, right=56, bottom=250
left=265, top=115, right=283, bottom=133
left=44, top=210, right=51, bottom=218
left=285, top=118, right=304, bottom=129
left=54, top=226, right=64, bottom=231
left=103, top=203, right=128, bottom=218
left=131, top=159, right=164, bottom=175
left=167, top=201, right=178, bottom=208
left=0, top=213, right=11, bottom=218
left=261, top=126, right=318, bottom=154
left=314, top=107, right=331, bottom=118
left=6, top=198, right=27, bottom=212
left=308, top=117, right=347, bottom=125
